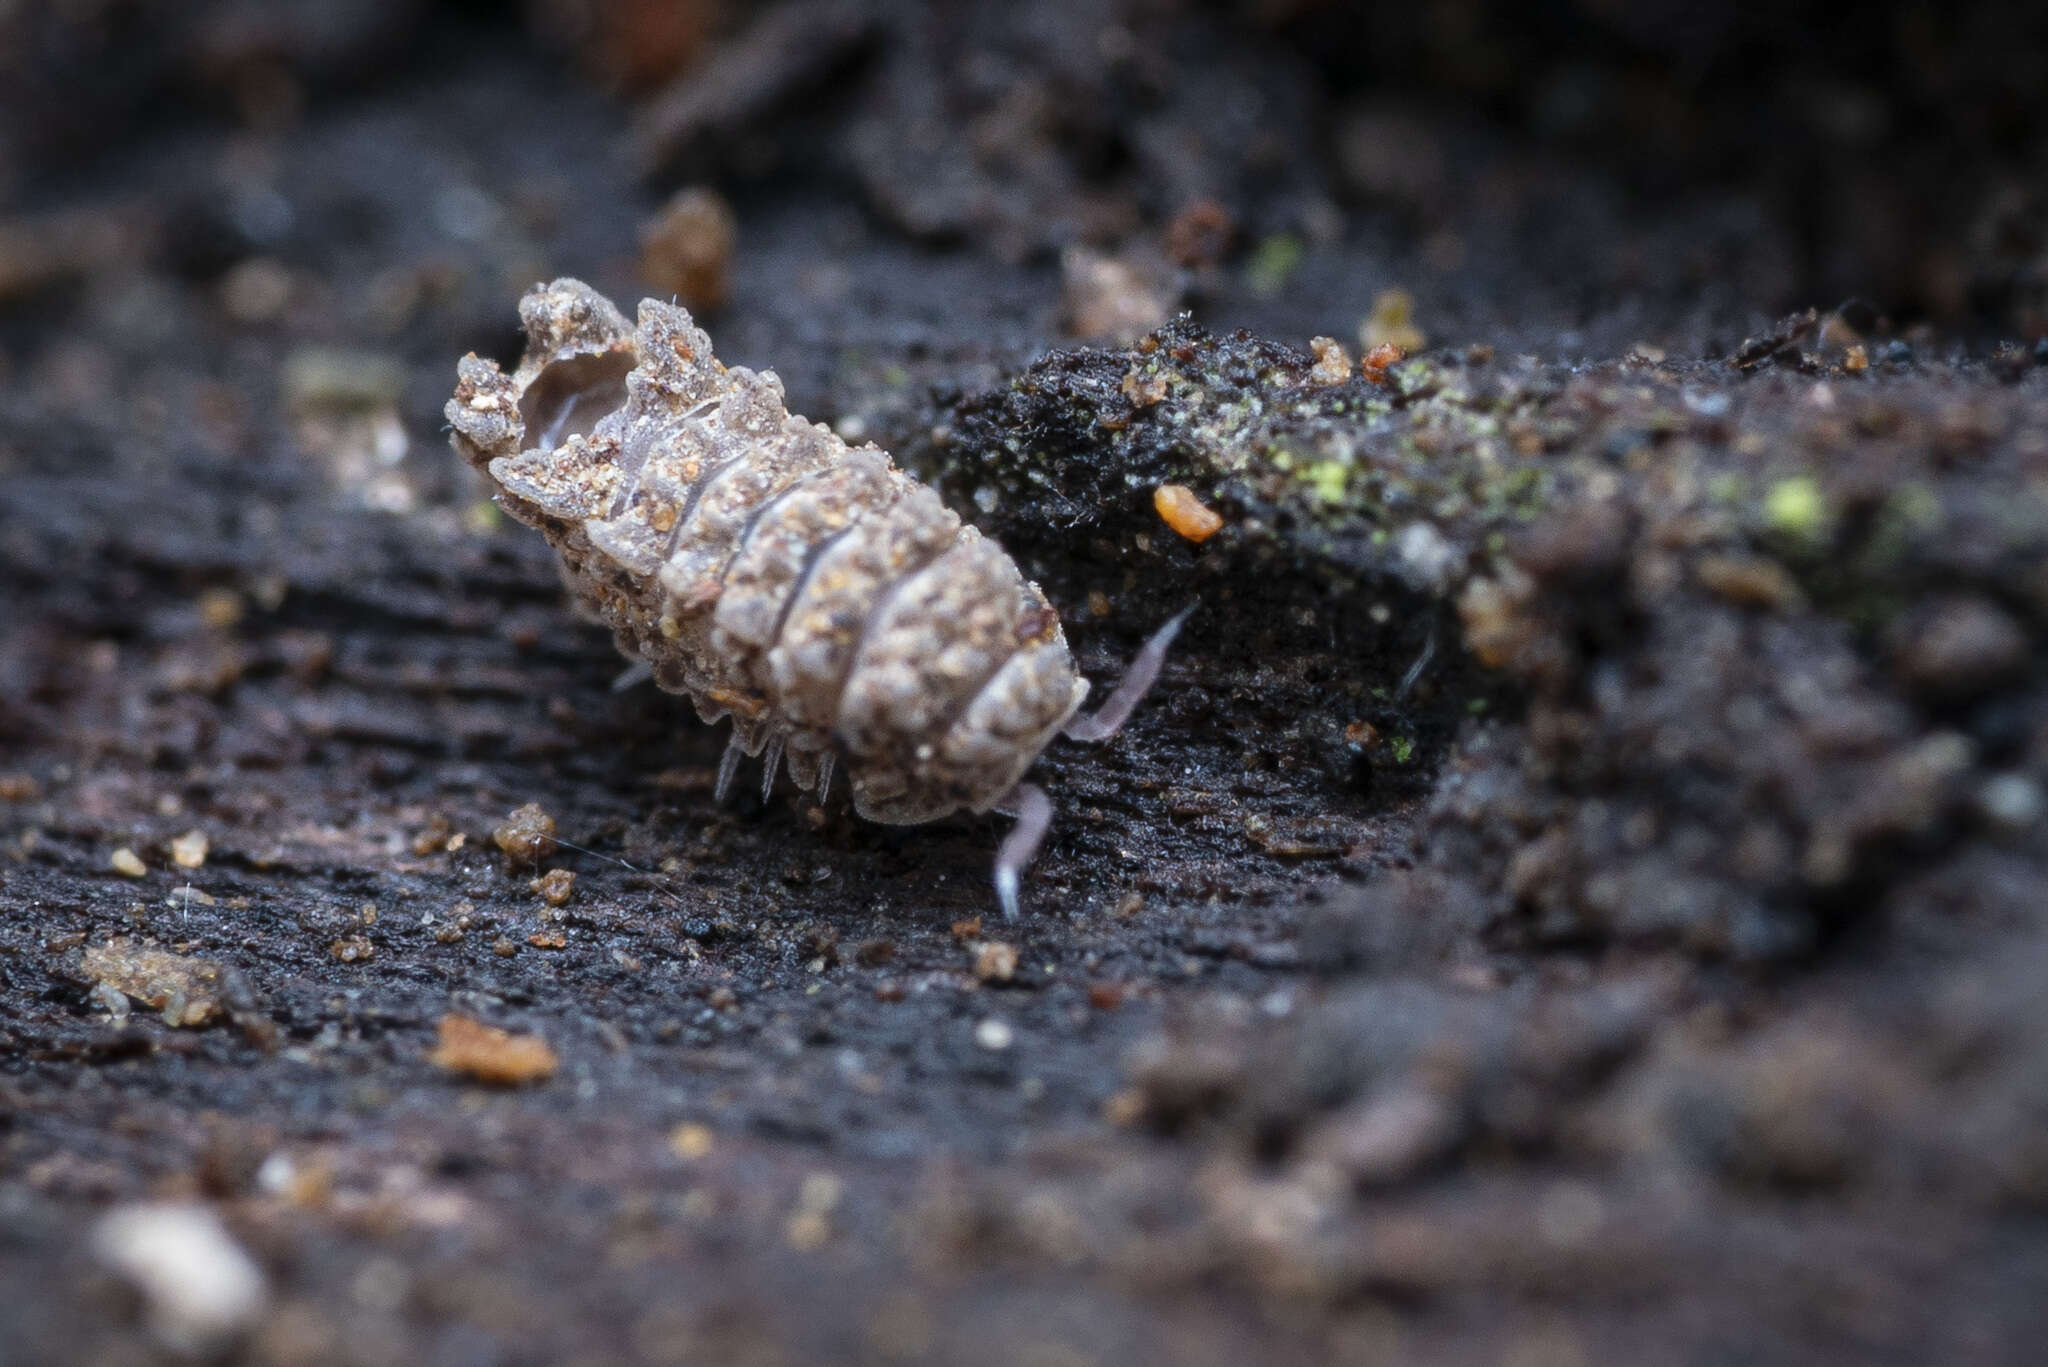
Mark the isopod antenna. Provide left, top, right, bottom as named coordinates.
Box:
left=994, top=605, right=1195, bottom=918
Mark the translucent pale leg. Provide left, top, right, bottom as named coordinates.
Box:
left=994, top=606, right=1193, bottom=917
left=715, top=731, right=745, bottom=803
left=1396, top=622, right=1436, bottom=701
left=1061, top=605, right=1194, bottom=742
left=760, top=733, right=785, bottom=802
left=992, top=783, right=1053, bottom=922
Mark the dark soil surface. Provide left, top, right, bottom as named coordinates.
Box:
left=4, top=4, right=2047, bottom=1364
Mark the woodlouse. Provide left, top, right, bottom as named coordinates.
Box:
left=446, top=279, right=1184, bottom=916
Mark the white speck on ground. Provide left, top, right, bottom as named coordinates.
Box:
left=93, top=1202, right=267, bottom=1355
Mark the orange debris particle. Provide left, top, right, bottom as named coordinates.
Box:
left=1153, top=484, right=1224, bottom=544
left=1360, top=343, right=1404, bottom=384
left=1308, top=336, right=1353, bottom=386
left=428, top=1013, right=557, bottom=1086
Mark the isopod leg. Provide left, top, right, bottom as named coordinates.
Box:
left=611, top=660, right=654, bottom=692
left=1061, top=605, right=1195, bottom=743
left=1395, top=622, right=1437, bottom=701
left=992, top=782, right=1053, bottom=921
left=715, top=732, right=745, bottom=803
left=760, top=733, right=786, bottom=802
left=815, top=751, right=835, bottom=805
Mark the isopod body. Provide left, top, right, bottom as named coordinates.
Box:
left=447, top=280, right=1180, bottom=912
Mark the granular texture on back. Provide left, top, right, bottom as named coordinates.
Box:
left=447, top=278, right=1087, bottom=823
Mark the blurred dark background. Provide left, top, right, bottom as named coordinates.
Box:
left=5, top=10, right=2048, bottom=1365
left=3, top=0, right=2044, bottom=382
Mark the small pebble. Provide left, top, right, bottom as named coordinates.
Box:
left=493, top=802, right=558, bottom=867
left=1101, top=1089, right=1146, bottom=1127
left=1120, top=366, right=1170, bottom=406
left=282, top=347, right=405, bottom=413
left=1361, top=287, right=1426, bottom=352
left=1163, top=197, right=1234, bottom=268
left=1359, top=342, right=1404, bottom=384
left=81, top=940, right=222, bottom=1026
left=428, top=1013, right=558, bottom=1085
left=410, top=816, right=454, bottom=856
left=218, top=257, right=293, bottom=324
left=196, top=588, right=244, bottom=630
left=639, top=186, right=736, bottom=312
left=170, top=830, right=209, bottom=870
left=93, top=1203, right=267, bottom=1355
left=785, top=1171, right=844, bottom=1251
left=972, top=940, right=1020, bottom=983
left=1061, top=245, right=1175, bottom=343
left=974, top=1018, right=1014, bottom=1051
left=111, top=847, right=147, bottom=878
left=1308, top=336, right=1353, bottom=386
left=1978, top=774, right=2043, bottom=832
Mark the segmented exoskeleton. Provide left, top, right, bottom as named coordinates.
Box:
left=446, top=279, right=1181, bottom=915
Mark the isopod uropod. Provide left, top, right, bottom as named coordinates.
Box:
left=446, top=279, right=1184, bottom=916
